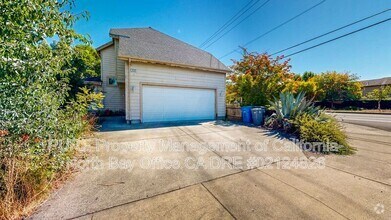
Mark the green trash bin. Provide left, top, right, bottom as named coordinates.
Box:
left=251, top=107, right=266, bottom=126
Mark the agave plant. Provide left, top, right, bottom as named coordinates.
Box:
left=269, top=92, right=320, bottom=124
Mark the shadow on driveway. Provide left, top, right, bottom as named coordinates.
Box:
left=98, top=117, right=242, bottom=132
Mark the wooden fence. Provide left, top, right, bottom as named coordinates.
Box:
left=226, top=105, right=242, bottom=121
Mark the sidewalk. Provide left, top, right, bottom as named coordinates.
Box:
left=326, top=109, right=391, bottom=115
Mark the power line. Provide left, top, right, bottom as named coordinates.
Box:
left=199, top=0, right=257, bottom=48
left=204, top=0, right=271, bottom=49
left=219, top=0, right=326, bottom=59
left=283, top=17, right=391, bottom=58
left=271, top=8, right=390, bottom=56
left=199, top=0, right=259, bottom=48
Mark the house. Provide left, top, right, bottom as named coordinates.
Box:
left=96, top=27, right=230, bottom=123
left=360, top=77, right=391, bottom=96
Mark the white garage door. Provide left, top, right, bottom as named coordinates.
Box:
left=142, top=85, right=215, bottom=122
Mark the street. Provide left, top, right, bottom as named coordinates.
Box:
left=333, top=113, right=391, bottom=131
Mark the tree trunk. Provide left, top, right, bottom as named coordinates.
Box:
left=378, top=100, right=381, bottom=111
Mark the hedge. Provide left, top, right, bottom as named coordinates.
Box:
left=315, top=100, right=391, bottom=110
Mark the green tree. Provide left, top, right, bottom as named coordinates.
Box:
left=227, top=49, right=294, bottom=106
left=67, top=44, right=101, bottom=100
left=314, top=71, right=362, bottom=108
left=293, top=73, right=302, bottom=81
left=0, top=0, right=102, bottom=217
left=366, top=86, right=391, bottom=110
left=302, top=71, right=315, bottom=81
left=282, top=78, right=318, bottom=100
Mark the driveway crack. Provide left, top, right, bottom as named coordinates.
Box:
left=201, top=183, right=237, bottom=220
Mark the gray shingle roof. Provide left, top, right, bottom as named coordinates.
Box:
left=109, top=27, right=230, bottom=72
left=360, top=77, right=391, bottom=87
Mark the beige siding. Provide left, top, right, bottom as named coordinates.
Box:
left=127, top=62, right=226, bottom=121
left=125, top=61, right=131, bottom=120
left=100, top=45, right=125, bottom=111
left=117, top=60, right=125, bottom=82
left=114, top=39, right=125, bottom=82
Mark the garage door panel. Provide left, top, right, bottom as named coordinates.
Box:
left=142, top=86, right=215, bottom=122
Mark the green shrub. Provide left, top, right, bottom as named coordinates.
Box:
left=0, top=0, right=104, bottom=218
left=265, top=92, right=353, bottom=155
left=293, top=114, right=354, bottom=154
left=0, top=85, right=103, bottom=218
left=266, top=92, right=320, bottom=131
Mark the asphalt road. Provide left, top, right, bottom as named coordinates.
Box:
left=333, top=113, right=391, bottom=131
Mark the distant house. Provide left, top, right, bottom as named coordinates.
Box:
left=360, top=77, right=391, bottom=96
left=96, top=27, right=230, bottom=123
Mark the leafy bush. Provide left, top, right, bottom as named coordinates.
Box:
left=265, top=92, right=353, bottom=155
left=293, top=114, right=354, bottom=154
left=282, top=78, right=318, bottom=100
left=0, top=0, right=103, bottom=218
left=0, top=85, right=103, bottom=218
left=65, top=45, right=101, bottom=101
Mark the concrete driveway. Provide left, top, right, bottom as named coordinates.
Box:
left=32, top=119, right=391, bottom=219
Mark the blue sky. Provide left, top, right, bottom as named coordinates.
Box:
left=72, top=0, right=390, bottom=80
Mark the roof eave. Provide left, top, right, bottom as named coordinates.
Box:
left=96, top=40, right=114, bottom=52
left=118, top=55, right=231, bottom=74
left=109, top=33, right=131, bottom=39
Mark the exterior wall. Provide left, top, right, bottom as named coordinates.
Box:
left=127, top=62, right=226, bottom=122
left=362, top=86, right=378, bottom=96
left=100, top=45, right=125, bottom=111
left=125, top=61, right=131, bottom=120
left=114, top=39, right=126, bottom=82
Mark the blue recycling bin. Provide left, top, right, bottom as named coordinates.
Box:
left=241, top=106, right=253, bottom=123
